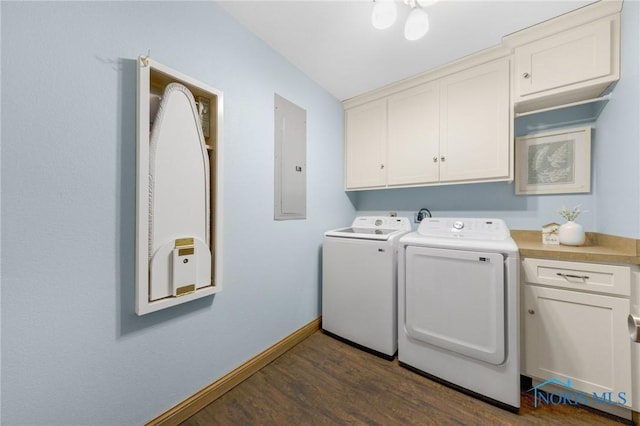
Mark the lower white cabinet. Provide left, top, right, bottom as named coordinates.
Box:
left=522, top=258, right=634, bottom=408
left=523, top=285, right=631, bottom=401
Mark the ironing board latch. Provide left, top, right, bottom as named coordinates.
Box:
left=175, top=238, right=195, bottom=256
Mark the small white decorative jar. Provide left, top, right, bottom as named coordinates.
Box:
left=559, top=221, right=585, bottom=246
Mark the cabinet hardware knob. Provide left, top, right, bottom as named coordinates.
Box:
left=528, top=309, right=535, bottom=315
left=440, top=156, right=446, bottom=162
left=629, top=314, right=640, bottom=343
left=380, top=164, right=385, bottom=169
left=556, top=272, right=589, bottom=281
left=433, top=156, right=438, bottom=162
left=522, top=72, right=530, bottom=79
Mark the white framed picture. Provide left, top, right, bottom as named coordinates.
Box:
left=515, top=126, right=591, bottom=195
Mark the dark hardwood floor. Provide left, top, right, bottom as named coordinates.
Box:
left=181, top=331, right=629, bottom=425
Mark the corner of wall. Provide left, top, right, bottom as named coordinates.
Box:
left=594, top=0, right=640, bottom=237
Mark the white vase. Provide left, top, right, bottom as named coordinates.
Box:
left=559, top=221, right=585, bottom=246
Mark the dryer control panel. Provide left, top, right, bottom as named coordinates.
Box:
left=417, top=218, right=511, bottom=240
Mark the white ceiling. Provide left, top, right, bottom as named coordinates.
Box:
left=218, top=0, right=594, bottom=101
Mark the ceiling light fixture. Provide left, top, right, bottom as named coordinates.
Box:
left=372, top=0, right=436, bottom=41
left=404, top=3, right=429, bottom=41
left=372, top=0, right=398, bottom=30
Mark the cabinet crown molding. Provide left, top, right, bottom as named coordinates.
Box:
left=342, top=45, right=510, bottom=110
left=502, top=0, right=622, bottom=48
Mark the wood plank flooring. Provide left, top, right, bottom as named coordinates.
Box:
left=181, top=331, right=629, bottom=425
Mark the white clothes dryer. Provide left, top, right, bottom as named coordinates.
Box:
left=398, top=218, right=520, bottom=409
left=323, top=216, right=411, bottom=358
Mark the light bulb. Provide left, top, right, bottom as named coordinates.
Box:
left=372, top=1, right=398, bottom=30
left=416, top=0, right=438, bottom=7
left=404, top=7, right=429, bottom=41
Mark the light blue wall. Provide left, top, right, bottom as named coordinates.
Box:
left=595, top=0, right=640, bottom=237
left=2, top=2, right=638, bottom=425
left=357, top=3, right=640, bottom=237
left=0, top=2, right=3, bottom=422
left=0, top=2, right=354, bottom=425
left=356, top=182, right=596, bottom=231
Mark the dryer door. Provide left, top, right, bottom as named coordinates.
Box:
left=404, top=246, right=505, bottom=365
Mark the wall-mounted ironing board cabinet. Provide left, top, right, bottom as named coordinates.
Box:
left=136, top=56, right=223, bottom=315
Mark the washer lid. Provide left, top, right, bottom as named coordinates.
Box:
left=325, top=216, right=411, bottom=241
left=325, top=227, right=401, bottom=241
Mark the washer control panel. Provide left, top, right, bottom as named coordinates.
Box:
left=351, top=216, right=411, bottom=231
left=417, top=218, right=510, bottom=240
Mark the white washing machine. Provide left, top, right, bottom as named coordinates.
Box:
left=323, top=216, right=411, bottom=358
left=398, top=217, right=520, bottom=409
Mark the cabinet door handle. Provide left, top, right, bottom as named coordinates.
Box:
left=380, top=164, right=385, bottom=169
left=433, top=156, right=438, bottom=163
left=528, top=309, right=535, bottom=315
left=629, top=314, right=640, bottom=343
left=556, top=272, right=589, bottom=281
left=522, top=72, right=530, bottom=79
left=440, top=156, right=446, bottom=162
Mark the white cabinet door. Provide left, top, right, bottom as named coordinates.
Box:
left=387, top=81, right=440, bottom=186
left=523, top=284, right=631, bottom=406
left=345, top=99, right=387, bottom=189
left=439, top=58, right=510, bottom=183
left=515, top=18, right=615, bottom=99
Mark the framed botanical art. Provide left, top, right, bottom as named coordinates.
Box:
left=515, top=126, right=591, bottom=195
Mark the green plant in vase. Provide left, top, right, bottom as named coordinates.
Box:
left=558, top=205, right=585, bottom=246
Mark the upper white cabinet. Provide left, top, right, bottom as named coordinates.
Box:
left=344, top=56, right=511, bottom=190
left=345, top=99, right=387, bottom=189
left=505, top=1, right=621, bottom=113
left=515, top=19, right=614, bottom=98
left=387, top=81, right=440, bottom=186
left=439, top=59, right=510, bottom=183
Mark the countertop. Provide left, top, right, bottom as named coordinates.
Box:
left=511, top=230, right=640, bottom=264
